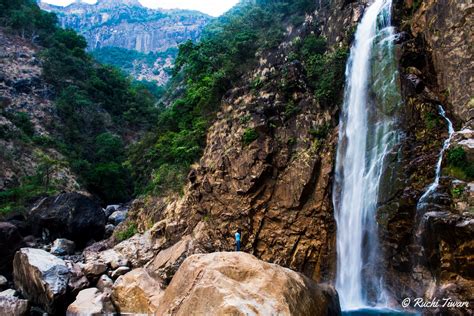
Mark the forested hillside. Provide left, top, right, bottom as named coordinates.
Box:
left=128, top=0, right=347, bottom=195
left=40, top=0, right=211, bottom=85
left=0, top=0, right=158, bottom=212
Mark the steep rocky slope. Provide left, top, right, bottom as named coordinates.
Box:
left=0, top=29, right=79, bottom=195
left=39, top=0, right=211, bottom=83
left=125, top=0, right=473, bottom=313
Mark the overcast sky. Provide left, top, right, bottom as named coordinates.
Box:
left=41, top=0, right=239, bottom=16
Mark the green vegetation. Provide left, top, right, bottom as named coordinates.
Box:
left=1, top=0, right=343, bottom=208
left=0, top=0, right=159, bottom=206
left=450, top=186, right=464, bottom=199
left=92, top=46, right=178, bottom=74
left=310, top=124, right=331, bottom=139
left=446, top=147, right=474, bottom=180
left=92, top=47, right=176, bottom=98
left=128, top=0, right=317, bottom=195
left=293, top=34, right=349, bottom=107
left=115, top=222, right=138, bottom=241
left=423, top=111, right=440, bottom=130
left=0, top=153, right=65, bottom=214
left=242, top=128, right=259, bottom=145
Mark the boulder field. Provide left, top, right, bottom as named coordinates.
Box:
left=1, top=192, right=341, bottom=315
left=8, top=247, right=340, bottom=315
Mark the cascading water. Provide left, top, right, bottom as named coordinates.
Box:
left=417, top=105, right=455, bottom=207
left=333, top=0, right=402, bottom=310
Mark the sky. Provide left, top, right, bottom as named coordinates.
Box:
left=41, top=0, right=239, bottom=16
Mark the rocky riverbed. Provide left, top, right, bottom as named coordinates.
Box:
left=0, top=192, right=341, bottom=315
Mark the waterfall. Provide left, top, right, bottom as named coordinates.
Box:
left=333, top=0, right=401, bottom=310
left=417, top=105, right=454, bottom=207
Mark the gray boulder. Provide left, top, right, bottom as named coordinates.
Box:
left=13, top=248, right=70, bottom=314
left=108, top=210, right=127, bottom=225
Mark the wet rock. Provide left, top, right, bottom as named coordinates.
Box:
left=0, top=222, right=24, bottom=274
left=112, top=268, right=164, bottom=314
left=13, top=248, right=70, bottom=314
left=29, top=193, right=106, bottom=245
left=421, top=211, right=474, bottom=280
left=50, top=239, right=75, bottom=256
left=108, top=210, right=127, bottom=225
left=96, top=275, right=113, bottom=293
left=156, top=252, right=341, bottom=316
left=65, top=261, right=89, bottom=296
left=0, top=295, right=28, bottom=316
left=110, top=267, right=130, bottom=279
left=66, top=287, right=115, bottom=315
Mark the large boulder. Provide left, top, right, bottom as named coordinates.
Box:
left=28, top=193, right=106, bottom=245
left=112, top=268, right=164, bottom=314
left=13, top=248, right=70, bottom=314
left=66, top=287, right=115, bottom=316
left=0, top=222, right=24, bottom=274
left=156, top=252, right=341, bottom=316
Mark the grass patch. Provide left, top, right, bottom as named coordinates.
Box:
left=115, top=222, right=138, bottom=241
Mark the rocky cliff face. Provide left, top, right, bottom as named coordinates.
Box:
left=127, top=0, right=368, bottom=284
left=39, top=0, right=211, bottom=83
left=40, top=0, right=210, bottom=53
left=0, top=29, right=79, bottom=193
left=126, top=0, right=473, bottom=313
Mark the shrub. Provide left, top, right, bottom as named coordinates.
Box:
left=242, top=128, right=259, bottom=145
left=115, top=222, right=138, bottom=241
left=445, top=146, right=474, bottom=180
left=447, top=147, right=467, bottom=167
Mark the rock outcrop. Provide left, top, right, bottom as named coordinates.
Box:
left=13, top=248, right=70, bottom=314
left=156, top=252, right=341, bottom=316
left=40, top=0, right=210, bottom=53
left=0, top=29, right=79, bottom=193
left=411, top=0, right=473, bottom=122
left=28, top=193, right=106, bottom=245
left=39, top=0, right=211, bottom=84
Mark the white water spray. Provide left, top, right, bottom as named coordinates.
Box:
left=417, top=105, right=454, bottom=207
left=333, top=0, right=401, bottom=310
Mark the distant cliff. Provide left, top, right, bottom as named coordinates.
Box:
left=39, top=0, right=211, bottom=83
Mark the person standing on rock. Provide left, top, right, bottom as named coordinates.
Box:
left=235, top=229, right=241, bottom=251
